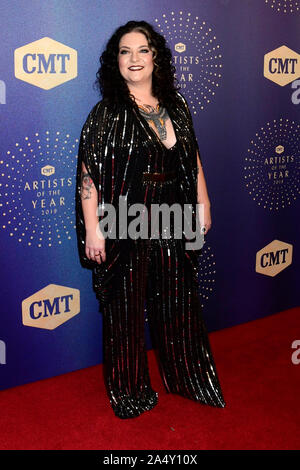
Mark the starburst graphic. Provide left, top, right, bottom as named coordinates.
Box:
left=265, top=0, right=300, bottom=13
left=197, top=244, right=216, bottom=306
left=0, top=131, right=78, bottom=247
left=154, top=10, right=223, bottom=114
left=244, top=118, right=300, bottom=210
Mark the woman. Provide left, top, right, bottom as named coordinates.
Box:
left=76, top=20, right=226, bottom=419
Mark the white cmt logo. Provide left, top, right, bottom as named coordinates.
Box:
left=14, top=37, right=77, bottom=90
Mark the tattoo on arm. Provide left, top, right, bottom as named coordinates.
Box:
left=80, top=171, right=94, bottom=200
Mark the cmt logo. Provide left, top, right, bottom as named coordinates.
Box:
left=256, top=240, right=293, bottom=277
left=275, top=145, right=284, bottom=154
left=0, top=80, right=6, bottom=104
left=264, top=45, right=300, bottom=86
left=175, top=42, right=186, bottom=53
left=0, top=340, right=6, bottom=365
left=14, top=37, right=77, bottom=90
left=41, top=165, right=55, bottom=176
left=22, top=284, right=80, bottom=330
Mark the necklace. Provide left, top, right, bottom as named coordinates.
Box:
left=137, top=102, right=169, bottom=141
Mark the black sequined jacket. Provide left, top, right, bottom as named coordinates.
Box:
left=75, top=91, right=203, bottom=287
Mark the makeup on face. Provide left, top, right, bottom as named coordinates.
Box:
left=118, top=31, right=154, bottom=84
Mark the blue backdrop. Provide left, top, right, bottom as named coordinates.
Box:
left=1, top=0, right=299, bottom=390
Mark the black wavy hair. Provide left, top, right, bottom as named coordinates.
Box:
left=95, top=20, right=180, bottom=109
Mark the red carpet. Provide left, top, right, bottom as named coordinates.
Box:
left=1, top=307, right=299, bottom=450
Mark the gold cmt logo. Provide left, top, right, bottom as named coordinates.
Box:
left=22, top=284, right=80, bottom=330
left=14, top=37, right=77, bottom=90
left=264, top=45, right=300, bottom=86
left=256, top=240, right=293, bottom=277
left=41, top=165, right=55, bottom=176
left=275, top=145, right=284, bottom=154
left=175, top=42, right=186, bottom=53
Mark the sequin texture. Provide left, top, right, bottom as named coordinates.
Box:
left=76, top=92, right=226, bottom=419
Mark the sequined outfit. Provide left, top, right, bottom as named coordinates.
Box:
left=76, top=91, right=226, bottom=419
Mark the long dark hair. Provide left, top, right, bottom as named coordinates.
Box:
left=95, top=20, right=180, bottom=109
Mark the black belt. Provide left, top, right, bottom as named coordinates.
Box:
left=142, top=171, right=177, bottom=183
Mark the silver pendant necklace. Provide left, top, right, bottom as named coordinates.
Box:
left=137, top=103, right=169, bottom=141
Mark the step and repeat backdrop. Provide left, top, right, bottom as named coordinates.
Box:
left=1, top=0, right=299, bottom=390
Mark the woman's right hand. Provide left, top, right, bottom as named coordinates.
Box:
left=85, top=227, right=106, bottom=264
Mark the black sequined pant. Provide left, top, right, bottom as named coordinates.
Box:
left=102, top=238, right=226, bottom=419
